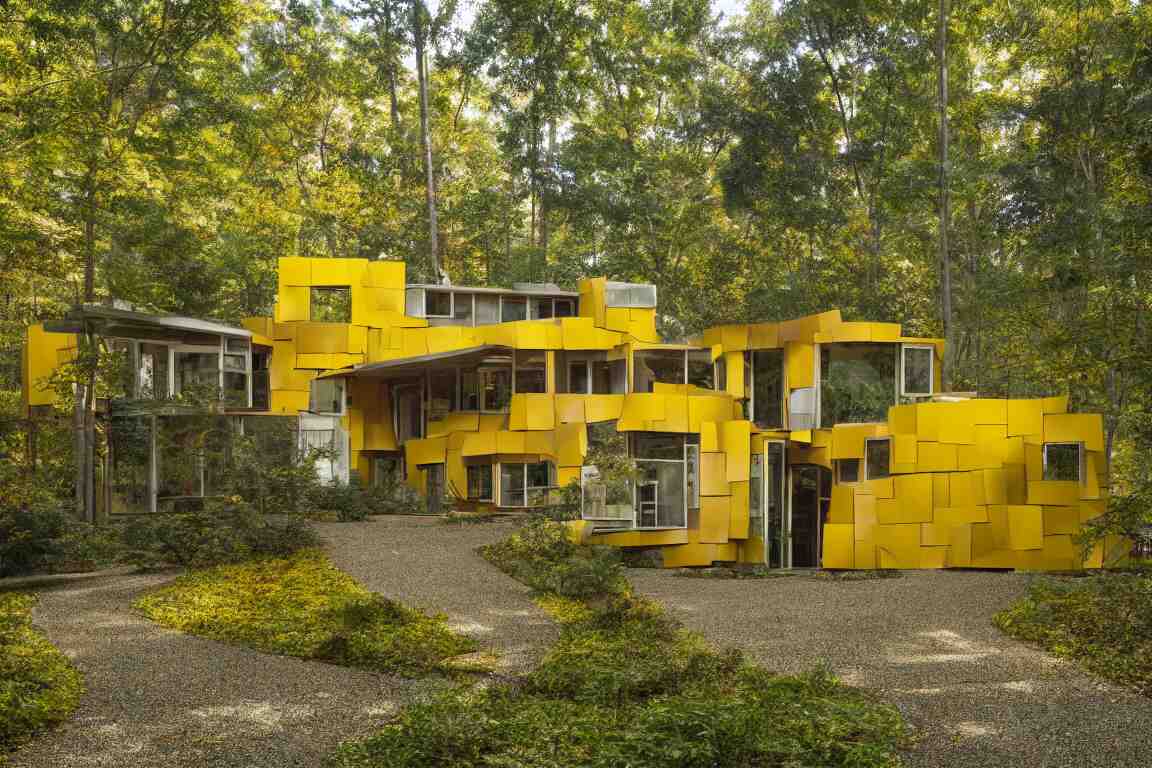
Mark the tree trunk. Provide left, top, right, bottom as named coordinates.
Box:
left=413, top=0, right=440, bottom=281
left=383, top=1, right=402, bottom=132
left=937, top=0, right=954, bottom=391
left=540, top=118, right=556, bottom=269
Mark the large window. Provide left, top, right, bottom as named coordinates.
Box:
left=223, top=338, right=249, bottom=407
left=514, top=351, right=547, bottom=393
left=865, top=438, right=891, bottom=480
left=138, top=343, right=169, bottom=399
left=480, top=367, right=512, bottom=412
left=631, top=433, right=690, bottom=529
left=460, top=369, right=481, bottom=411
left=310, top=377, right=344, bottom=414
left=1043, top=443, right=1082, bottom=482
left=426, top=290, right=453, bottom=317
left=500, top=461, right=554, bottom=507
left=453, top=293, right=474, bottom=323
left=175, top=350, right=219, bottom=395
left=310, top=287, right=351, bottom=322
left=559, top=353, right=627, bottom=394
left=820, top=343, right=896, bottom=427
left=251, top=348, right=270, bottom=410
left=429, top=369, right=457, bottom=418
left=901, top=345, right=934, bottom=397
left=837, top=458, right=861, bottom=484
left=467, top=463, right=494, bottom=501
left=751, top=349, right=785, bottom=429
left=633, top=349, right=685, bottom=393
left=687, top=350, right=715, bottom=389
left=476, top=294, right=500, bottom=324
left=501, top=296, right=527, bottom=322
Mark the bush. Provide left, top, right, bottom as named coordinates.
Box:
left=994, top=573, right=1152, bottom=694
left=0, top=593, right=83, bottom=757
left=135, top=550, right=478, bottom=676
left=479, top=518, right=627, bottom=599
left=306, top=481, right=374, bottom=522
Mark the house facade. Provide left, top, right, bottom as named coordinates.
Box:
left=23, top=256, right=1126, bottom=570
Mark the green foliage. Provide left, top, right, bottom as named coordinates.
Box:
left=479, top=518, right=628, bottom=599
left=0, top=593, right=83, bottom=759
left=994, top=573, right=1152, bottom=695
left=135, top=550, right=478, bottom=676
left=335, top=520, right=907, bottom=767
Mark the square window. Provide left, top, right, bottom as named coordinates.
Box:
left=309, top=378, right=344, bottom=414
left=426, top=291, right=452, bottom=317
left=838, top=459, right=860, bottom=484
left=1043, top=443, right=1082, bottom=482
left=531, top=298, right=553, bottom=319
left=467, top=464, right=493, bottom=501
left=501, top=297, right=527, bottom=322
left=865, top=438, right=891, bottom=479
left=633, top=349, right=685, bottom=393
left=476, top=294, right=500, bottom=324
left=310, top=287, right=351, bottom=322
left=555, top=299, right=575, bottom=317
left=902, top=345, right=934, bottom=397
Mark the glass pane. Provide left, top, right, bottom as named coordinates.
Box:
left=481, top=368, right=512, bottom=411
left=426, top=291, right=452, bottom=316
left=865, top=439, right=891, bottom=479
left=752, top=349, right=784, bottom=428
left=460, top=369, right=480, bottom=411
left=715, top=356, right=727, bottom=392
left=633, top=350, right=684, bottom=393
left=687, top=350, right=715, bottom=389
left=476, top=295, right=500, bottom=325
left=223, top=372, right=247, bottom=407
left=501, top=297, right=527, bottom=322
left=1044, top=444, right=1081, bottom=481
left=310, top=378, right=344, bottom=414
left=226, top=338, right=249, bottom=354
left=429, top=370, right=456, bottom=418
left=820, top=344, right=896, bottom=427
left=632, top=433, right=684, bottom=460
left=568, top=362, right=589, bottom=394
left=515, top=351, right=547, bottom=393
left=555, top=299, right=575, bottom=317
left=838, top=459, right=860, bottom=484
left=467, top=464, right=493, bottom=500
left=139, top=343, right=169, bottom=399
left=903, top=347, right=933, bottom=395
left=592, top=360, right=626, bottom=394
left=531, top=298, right=553, bottom=319
left=500, top=463, right=525, bottom=506
left=176, top=352, right=219, bottom=395
left=453, top=293, right=473, bottom=322
left=636, top=460, right=685, bottom=527
left=109, top=413, right=152, bottom=513
left=526, top=461, right=551, bottom=488
left=685, top=444, right=699, bottom=509
left=311, top=287, right=351, bottom=322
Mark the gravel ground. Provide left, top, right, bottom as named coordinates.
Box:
left=7, top=571, right=444, bottom=768
left=630, top=568, right=1152, bottom=768
left=317, top=516, right=558, bottom=675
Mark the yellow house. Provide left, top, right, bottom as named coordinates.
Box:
left=23, top=256, right=1126, bottom=570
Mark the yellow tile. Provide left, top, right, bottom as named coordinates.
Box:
left=699, top=496, right=731, bottom=543
left=935, top=506, right=989, bottom=524
left=278, top=256, right=312, bottom=287
left=461, top=431, right=498, bottom=457
left=888, top=404, right=917, bottom=434
left=1007, top=505, right=1044, bottom=550
left=876, top=498, right=901, bottom=525
left=729, top=481, right=750, bottom=539
left=831, top=424, right=874, bottom=459
left=1043, top=413, right=1104, bottom=452
left=869, top=476, right=894, bottom=499
left=915, top=402, right=944, bottom=442
left=916, top=442, right=958, bottom=472
left=700, top=421, right=719, bottom=452
left=921, top=522, right=951, bottom=547
left=893, top=434, right=917, bottom=465
left=700, top=453, right=728, bottom=496
left=932, top=473, right=951, bottom=507
left=853, top=494, right=876, bottom=534
left=275, top=286, right=310, bottom=322
left=855, top=540, right=878, bottom=569
left=585, top=395, right=624, bottom=423
left=721, top=420, right=751, bottom=482
left=938, top=402, right=976, bottom=444
left=828, top=485, right=854, bottom=524
left=785, top=342, right=814, bottom=388
left=894, top=473, right=933, bottom=523
left=1042, top=506, right=1080, bottom=536
left=875, top=524, right=921, bottom=566
left=1027, top=481, right=1081, bottom=506
left=920, top=547, right=949, bottom=569
left=1079, top=500, right=1106, bottom=523
left=725, top=351, right=745, bottom=399
left=970, top=399, right=1008, bottom=425
left=405, top=436, right=447, bottom=467
left=822, top=524, right=855, bottom=568
left=983, top=468, right=1008, bottom=505
left=1042, top=394, right=1069, bottom=414
left=1007, top=399, right=1044, bottom=437
left=948, top=524, right=973, bottom=566
left=1041, top=534, right=1078, bottom=570
left=555, top=394, right=586, bottom=424
left=1081, top=453, right=1101, bottom=500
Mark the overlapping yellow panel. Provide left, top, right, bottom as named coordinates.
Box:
left=496, top=431, right=527, bottom=454
left=1027, top=481, right=1081, bottom=506
left=1007, top=505, right=1044, bottom=550
left=461, top=431, right=498, bottom=457
left=700, top=496, right=731, bottom=543
left=1043, top=413, right=1104, bottom=452
left=1082, top=453, right=1101, bottom=499
left=1007, top=399, right=1044, bottom=437
left=828, top=486, right=854, bottom=524
left=893, top=434, right=917, bottom=466
left=785, top=342, right=814, bottom=388
left=950, top=472, right=985, bottom=508
left=555, top=394, right=586, bottom=424
left=932, top=473, right=950, bottom=507
left=592, top=529, right=689, bottom=547
left=938, top=401, right=976, bottom=444
left=585, top=395, right=624, bottom=423
left=875, top=524, right=921, bottom=568
left=869, top=476, right=894, bottom=498
left=724, top=351, right=745, bottom=399
left=888, top=404, right=917, bottom=434
left=935, top=506, right=989, bottom=524
left=915, top=402, right=945, bottom=442
left=853, top=493, right=876, bottom=535
left=270, top=389, right=309, bottom=413
left=970, top=399, right=1008, bottom=425
left=1042, top=395, right=1069, bottom=414
left=721, top=420, right=751, bottom=482
left=275, top=287, right=310, bottom=322
left=700, top=453, right=728, bottom=496
left=405, top=436, right=447, bottom=466
left=948, top=524, right=973, bottom=567
left=916, top=442, right=958, bottom=472
left=876, top=498, right=901, bottom=525
left=1042, top=505, right=1079, bottom=536
left=748, top=322, right=779, bottom=349
left=822, top=524, right=854, bottom=568
left=509, top=393, right=556, bottom=431
left=982, top=468, right=1008, bottom=505
left=688, top=395, right=733, bottom=431
left=854, top=541, right=878, bottom=569
left=729, top=481, right=750, bottom=538
left=919, top=546, right=948, bottom=569
left=894, top=473, right=933, bottom=522
left=617, top=393, right=666, bottom=430
left=830, top=424, right=873, bottom=459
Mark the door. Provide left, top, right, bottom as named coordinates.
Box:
left=425, top=464, right=445, bottom=515
left=790, top=464, right=831, bottom=568
left=750, top=440, right=787, bottom=567
left=393, top=385, right=423, bottom=444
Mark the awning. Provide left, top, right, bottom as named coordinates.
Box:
left=45, top=304, right=251, bottom=344
left=320, top=344, right=513, bottom=379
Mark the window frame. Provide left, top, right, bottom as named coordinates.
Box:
left=500, top=295, right=528, bottom=323
left=749, top=348, right=786, bottom=430
left=425, top=290, right=454, bottom=318
left=310, top=286, right=352, bottom=323
left=837, top=458, right=861, bottom=485
left=629, top=433, right=691, bottom=530
left=1042, top=442, right=1084, bottom=483
left=513, top=350, right=547, bottom=394
left=864, top=437, right=892, bottom=480
left=900, top=344, right=935, bottom=398
left=498, top=460, right=554, bottom=507
left=479, top=366, right=512, bottom=413
left=466, top=463, right=494, bottom=502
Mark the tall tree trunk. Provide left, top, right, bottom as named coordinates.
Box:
left=540, top=118, right=555, bottom=270
left=937, top=0, right=954, bottom=391
left=413, top=0, right=440, bottom=281
left=383, top=1, right=402, bottom=132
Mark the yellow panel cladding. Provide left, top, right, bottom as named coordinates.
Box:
left=828, top=486, right=854, bottom=524
left=822, top=524, right=854, bottom=568
left=1042, top=395, right=1069, bottom=414
left=585, top=395, right=624, bottom=423
left=275, top=286, right=310, bottom=322
left=1007, top=505, right=1044, bottom=550
left=1007, top=399, right=1044, bottom=438
left=700, top=453, right=728, bottom=496
left=617, top=393, right=666, bottom=430
left=893, top=434, right=917, bottom=466
left=699, top=496, right=731, bottom=543
left=729, top=481, right=750, bottom=538
left=721, top=420, right=751, bottom=482
left=748, top=322, right=779, bottom=349
left=1027, top=481, right=1081, bottom=506
left=785, top=342, right=814, bottom=388
left=509, top=394, right=556, bottom=431
left=592, top=529, right=689, bottom=548
left=555, top=394, right=586, bottom=424
left=888, top=404, right=917, bottom=434
left=689, top=395, right=734, bottom=432
left=830, top=424, right=874, bottom=459
left=724, top=351, right=745, bottom=399
left=405, top=437, right=447, bottom=467
left=916, top=442, right=958, bottom=472
left=270, top=389, right=309, bottom=413
left=23, top=324, right=77, bottom=409
left=894, top=474, right=932, bottom=522
left=364, top=259, right=406, bottom=288
left=427, top=413, right=480, bottom=438
left=556, top=423, right=587, bottom=467
left=1043, top=413, right=1104, bottom=452
left=938, top=401, right=976, bottom=444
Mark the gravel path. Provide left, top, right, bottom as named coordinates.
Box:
left=7, top=571, right=442, bottom=768
left=317, top=516, right=558, bottom=676
left=630, top=569, right=1152, bottom=768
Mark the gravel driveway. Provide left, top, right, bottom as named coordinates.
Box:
left=316, top=516, right=558, bottom=675
left=630, top=569, right=1152, bottom=768
left=7, top=571, right=442, bottom=768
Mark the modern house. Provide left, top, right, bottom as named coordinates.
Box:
left=23, top=256, right=1126, bottom=571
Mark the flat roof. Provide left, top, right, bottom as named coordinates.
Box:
left=406, top=284, right=579, bottom=298
left=322, top=344, right=512, bottom=379
left=45, top=305, right=251, bottom=341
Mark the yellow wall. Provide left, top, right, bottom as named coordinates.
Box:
left=23, top=324, right=77, bottom=411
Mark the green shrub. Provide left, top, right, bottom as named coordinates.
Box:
left=0, top=593, right=83, bottom=757
left=307, top=481, right=374, bottom=521
left=480, top=518, right=627, bottom=599
left=135, top=550, right=477, bottom=676
left=994, top=573, right=1152, bottom=694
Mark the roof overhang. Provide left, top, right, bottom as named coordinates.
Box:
left=44, top=305, right=251, bottom=345
left=321, top=344, right=513, bottom=379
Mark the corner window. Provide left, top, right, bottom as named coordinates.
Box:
left=467, top=463, right=494, bottom=501
left=501, top=296, right=527, bottom=322
left=1043, top=443, right=1082, bottom=482
left=901, top=345, right=934, bottom=398
left=838, top=458, right=860, bottom=484
left=310, top=287, right=351, bottom=323
left=687, top=349, right=715, bottom=389
left=426, top=291, right=452, bottom=318
left=514, top=350, right=547, bottom=394
left=864, top=438, right=891, bottom=480
left=633, top=349, right=685, bottom=393
left=499, top=461, right=554, bottom=507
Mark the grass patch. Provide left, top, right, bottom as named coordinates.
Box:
left=331, top=519, right=908, bottom=768
left=135, top=550, right=479, bottom=676
left=0, top=593, right=82, bottom=761
left=994, top=571, right=1152, bottom=695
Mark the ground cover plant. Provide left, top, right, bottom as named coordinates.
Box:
left=994, top=570, right=1152, bottom=695
left=135, top=550, right=479, bottom=676
left=330, top=519, right=908, bottom=768
left=0, top=593, right=82, bottom=761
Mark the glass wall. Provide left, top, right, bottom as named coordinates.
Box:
left=751, top=349, right=784, bottom=428
left=514, top=351, right=547, bottom=393
left=631, top=433, right=689, bottom=528
left=499, top=461, right=554, bottom=507
left=819, top=343, right=896, bottom=427
left=633, top=349, right=685, bottom=393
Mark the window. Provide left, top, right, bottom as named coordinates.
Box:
left=480, top=367, right=512, bottom=412
left=138, top=343, right=169, bottom=399
left=453, top=293, right=474, bottom=323
left=685, top=443, right=700, bottom=510
left=460, top=369, right=480, bottom=411
left=394, top=384, right=423, bottom=442
left=901, top=345, right=934, bottom=397
left=310, top=377, right=344, bottom=414
left=1043, top=443, right=1082, bottom=482
left=223, top=338, right=249, bottom=407
left=838, top=459, right=861, bottom=484
left=605, top=281, right=657, bottom=308
left=751, top=349, right=785, bottom=429
left=820, top=344, right=896, bottom=427
left=501, top=296, right=527, bottom=322
left=515, top=351, right=547, bottom=393
left=251, top=349, right=270, bottom=410
left=632, top=432, right=685, bottom=460
left=310, top=287, right=351, bottom=322
left=715, top=356, right=727, bottom=392
left=568, top=361, right=589, bottom=394
left=687, top=349, right=715, bottom=389
left=499, top=461, right=554, bottom=507
left=865, top=438, right=891, bottom=479
left=476, top=294, right=500, bottom=325
left=426, top=290, right=452, bottom=317
left=631, top=433, right=688, bottom=529
left=555, top=298, right=575, bottom=317
left=592, top=359, right=627, bottom=394
left=371, top=456, right=402, bottom=488
left=531, top=297, right=554, bottom=319
left=428, top=370, right=457, bottom=418
left=467, top=463, right=494, bottom=501
left=633, top=349, right=685, bottom=393
left=175, top=351, right=219, bottom=395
